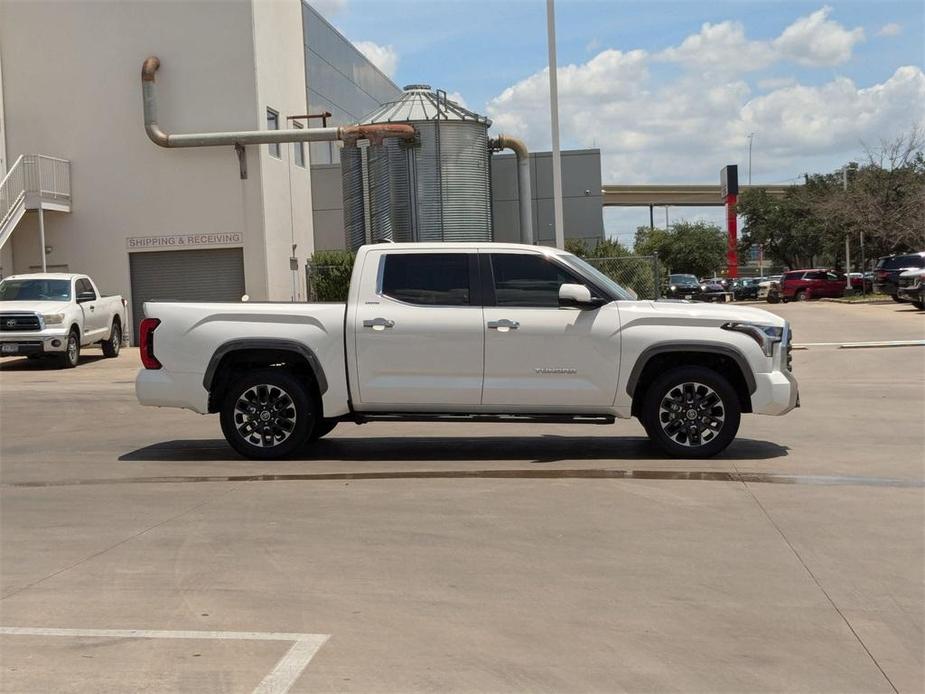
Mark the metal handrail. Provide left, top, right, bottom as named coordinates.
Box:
left=0, top=154, right=71, bottom=230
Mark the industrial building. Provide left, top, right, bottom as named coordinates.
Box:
left=0, top=1, right=604, bottom=342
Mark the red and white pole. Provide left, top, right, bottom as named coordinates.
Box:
left=725, top=193, right=738, bottom=279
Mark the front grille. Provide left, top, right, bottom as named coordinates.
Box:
left=0, top=313, right=41, bottom=332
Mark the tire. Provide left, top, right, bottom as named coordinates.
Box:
left=219, top=368, right=315, bottom=460
left=766, top=293, right=780, bottom=304
left=891, top=294, right=904, bottom=303
left=101, top=320, right=121, bottom=358
left=795, top=289, right=809, bottom=302
left=309, top=418, right=338, bottom=441
left=912, top=300, right=924, bottom=310
left=640, top=366, right=741, bottom=459
left=58, top=329, right=80, bottom=369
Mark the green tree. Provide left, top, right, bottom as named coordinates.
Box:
left=737, top=187, right=827, bottom=269
left=634, top=221, right=727, bottom=278
left=307, top=249, right=355, bottom=302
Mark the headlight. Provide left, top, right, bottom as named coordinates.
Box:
left=700, top=284, right=707, bottom=291
left=722, top=321, right=784, bottom=357
left=670, top=285, right=677, bottom=291
left=43, top=313, right=65, bottom=325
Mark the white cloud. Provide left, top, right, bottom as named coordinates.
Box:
left=876, top=23, right=903, bottom=38
left=585, top=38, right=601, bottom=53
left=658, top=21, right=775, bottom=74
left=354, top=41, right=399, bottom=78
left=309, top=0, right=347, bottom=17
left=486, top=50, right=925, bottom=187
left=757, top=76, right=797, bottom=91
left=772, top=6, right=865, bottom=67
left=657, top=5, right=864, bottom=75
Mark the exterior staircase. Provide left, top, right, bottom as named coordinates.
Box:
left=0, top=154, right=71, bottom=252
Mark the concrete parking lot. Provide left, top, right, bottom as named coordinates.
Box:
left=1, top=301, right=923, bottom=693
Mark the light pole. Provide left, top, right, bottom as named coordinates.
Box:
left=546, top=0, right=565, bottom=249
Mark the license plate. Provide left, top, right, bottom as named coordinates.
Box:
left=1, top=344, right=19, bottom=354
left=684, top=294, right=692, bottom=300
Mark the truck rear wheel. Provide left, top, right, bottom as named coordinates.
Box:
left=220, top=368, right=315, bottom=460
left=101, top=320, right=121, bottom=358
left=640, top=366, right=741, bottom=459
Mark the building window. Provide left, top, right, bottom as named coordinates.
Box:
left=293, top=122, right=305, bottom=167
left=266, top=108, right=280, bottom=158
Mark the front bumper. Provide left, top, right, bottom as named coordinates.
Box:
left=0, top=330, right=69, bottom=356
left=751, top=369, right=799, bottom=415
left=897, top=286, right=922, bottom=302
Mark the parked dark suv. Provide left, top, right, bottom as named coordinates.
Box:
left=873, top=252, right=925, bottom=301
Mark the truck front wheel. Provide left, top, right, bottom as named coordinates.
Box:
left=640, top=366, right=741, bottom=458
left=220, top=368, right=315, bottom=459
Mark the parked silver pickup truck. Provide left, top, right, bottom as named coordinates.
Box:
left=137, top=243, right=799, bottom=460
left=0, top=273, right=127, bottom=367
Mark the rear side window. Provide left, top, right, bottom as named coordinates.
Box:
left=380, top=253, right=470, bottom=306
left=783, top=272, right=803, bottom=281
left=490, top=253, right=582, bottom=307
left=882, top=255, right=925, bottom=270
left=805, top=271, right=826, bottom=280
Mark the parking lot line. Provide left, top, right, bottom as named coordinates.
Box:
left=793, top=339, right=925, bottom=349
left=0, top=626, right=330, bottom=694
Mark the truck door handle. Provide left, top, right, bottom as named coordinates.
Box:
left=487, top=319, right=519, bottom=331
left=363, top=317, right=395, bottom=330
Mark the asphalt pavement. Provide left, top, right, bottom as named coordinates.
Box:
left=1, top=300, right=922, bottom=693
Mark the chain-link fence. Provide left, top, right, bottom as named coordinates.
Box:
left=307, top=254, right=662, bottom=303
left=585, top=255, right=661, bottom=300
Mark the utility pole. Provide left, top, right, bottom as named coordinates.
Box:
left=546, top=0, right=565, bottom=249
left=843, top=165, right=851, bottom=291
left=747, top=132, right=756, bottom=185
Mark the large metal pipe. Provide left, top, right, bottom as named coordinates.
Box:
left=141, top=57, right=414, bottom=148
left=490, top=135, right=534, bottom=244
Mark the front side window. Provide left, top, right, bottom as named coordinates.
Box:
left=381, top=253, right=470, bottom=306
left=75, top=278, right=96, bottom=299
left=267, top=108, right=280, bottom=158
left=491, top=253, right=583, bottom=307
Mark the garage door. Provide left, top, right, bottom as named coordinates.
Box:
left=129, top=248, right=245, bottom=343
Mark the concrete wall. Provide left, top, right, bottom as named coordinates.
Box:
left=0, top=0, right=313, bottom=312
left=310, top=164, right=346, bottom=251
left=252, top=0, right=314, bottom=300
left=491, top=149, right=604, bottom=247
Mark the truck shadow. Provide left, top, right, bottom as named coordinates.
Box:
left=0, top=355, right=107, bottom=371
left=120, top=434, right=789, bottom=463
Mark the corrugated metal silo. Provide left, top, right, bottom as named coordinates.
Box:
left=341, top=85, right=492, bottom=248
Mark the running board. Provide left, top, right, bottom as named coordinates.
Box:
left=348, top=413, right=616, bottom=425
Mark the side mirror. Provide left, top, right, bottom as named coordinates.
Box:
left=559, top=283, right=602, bottom=309
left=76, top=291, right=95, bottom=303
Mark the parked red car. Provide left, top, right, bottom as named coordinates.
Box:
left=780, top=269, right=846, bottom=301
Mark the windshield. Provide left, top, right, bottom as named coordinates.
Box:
left=880, top=255, right=924, bottom=270
left=0, top=279, right=71, bottom=301
left=669, top=274, right=699, bottom=286
left=558, top=255, right=636, bottom=301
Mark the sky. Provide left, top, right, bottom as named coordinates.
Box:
left=310, top=0, right=925, bottom=242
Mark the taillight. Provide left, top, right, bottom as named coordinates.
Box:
left=139, top=318, right=161, bottom=369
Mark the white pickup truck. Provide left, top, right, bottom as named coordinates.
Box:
left=136, top=243, right=798, bottom=459
left=0, top=273, right=127, bottom=368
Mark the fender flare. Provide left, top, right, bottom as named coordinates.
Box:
left=203, top=338, right=328, bottom=395
left=625, top=341, right=757, bottom=396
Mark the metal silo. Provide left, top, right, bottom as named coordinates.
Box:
left=341, top=85, right=493, bottom=248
